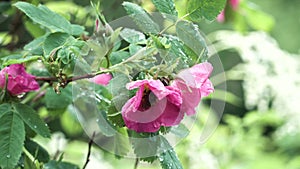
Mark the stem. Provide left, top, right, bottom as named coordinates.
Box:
left=134, top=158, right=139, bottom=169
left=21, top=83, right=49, bottom=104
left=82, top=132, right=96, bottom=169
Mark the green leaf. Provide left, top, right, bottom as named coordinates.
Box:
left=24, top=138, right=50, bottom=163
left=13, top=103, right=51, bottom=138
left=70, top=24, right=85, bottom=36
left=170, top=124, right=189, bottom=138
left=129, top=44, right=143, bottom=55
left=130, top=132, right=160, bottom=163
left=14, top=2, right=84, bottom=35
left=186, top=0, right=226, bottom=21
left=43, top=32, right=70, bottom=59
left=158, top=136, right=183, bottom=169
left=114, top=128, right=130, bottom=158
left=0, top=112, right=25, bottom=169
left=44, top=160, right=79, bottom=169
left=120, top=28, right=146, bottom=44
left=0, top=103, right=11, bottom=119
left=176, top=20, right=207, bottom=61
left=2, top=55, right=41, bottom=67
left=151, top=0, right=178, bottom=16
left=24, top=34, right=48, bottom=55
left=110, top=51, right=130, bottom=65
left=96, top=110, right=117, bottom=137
left=44, top=85, right=72, bottom=109
left=122, top=2, right=160, bottom=34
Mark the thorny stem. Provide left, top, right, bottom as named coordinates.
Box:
left=82, top=132, right=96, bottom=169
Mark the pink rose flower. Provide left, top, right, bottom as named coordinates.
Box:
left=90, top=73, right=112, bottom=86
left=172, top=62, right=214, bottom=115
left=0, top=64, right=40, bottom=95
left=121, top=80, right=183, bottom=133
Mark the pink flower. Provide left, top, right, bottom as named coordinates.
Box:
left=0, top=64, right=40, bottom=95
left=121, top=80, right=183, bottom=133
left=90, top=73, right=112, bottom=86
left=217, top=0, right=240, bottom=22
left=172, top=62, right=214, bottom=115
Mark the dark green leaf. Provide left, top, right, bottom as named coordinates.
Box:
left=24, top=138, right=50, bottom=163
left=44, top=85, right=72, bottom=109
left=0, top=103, right=11, bottom=119
left=43, top=32, right=70, bottom=59
left=151, top=0, right=178, bottom=16
left=122, top=2, right=160, bottom=34
left=110, top=51, right=130, bottom=65
left=120, top=28, right=146, bottom=44
left=44, top=160, right=79, bottom=169
left=158, top=136, right=183, bottom=169
left=0, top=112, right=25, bottom=169
left=176, top=20, right=207, bottom=61
left=186, top=0, right=226, bottom=21
left=14, top=2, right=76, bottom=34
left=24, top=34, right=48, bottom=55
left=13, top=103, right=51, bottom=138
left=107, top=104, right=125, bottom=127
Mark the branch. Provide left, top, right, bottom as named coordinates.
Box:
left=82, top=132, right=96, bottom=169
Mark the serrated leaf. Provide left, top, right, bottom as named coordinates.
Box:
left=110, top=51, right=130, bottom=65
left=130, top=132, right=160, bottom=162
left=44, top=160, right=79, bottom=169
left=120, top=28, right=146, bottom=44
left=186, top=0, right=226, bottom=21
left=114, top=128, right=130, bottom=158
left=14, top=2, right=84, bottom=35
left=24, top=138, right=50, bottom=163
left=24, top=34, right=48, bottom=55
left=13, top=103, right=51, bottom=138
left=0, top=103, right=11, bottom=119
left=151, top=0, right=178, bottom=16
left=158, top=136, right=183, bottom=169
left=122, top=2, right=160, bottom=34
left=0, top=112, right=25, bottom=169
left=43, top=32, right=70, bottom=59
left=176, top=20, right=207, bottom=61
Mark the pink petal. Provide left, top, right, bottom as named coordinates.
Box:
left=217, top=10, right=225, bottom=23
left=90, top=73, right=112, bottom=86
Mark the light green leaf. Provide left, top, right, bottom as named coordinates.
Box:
left=43, top=32, right=70, bottom=59
left=176, top=20, right=207, bottom=61
left=120, top=28, right=146, bottom=44
left=44, top=160, right=79, bottom=169
left=122, top=2, right=160, bottom=34
left=71, top=24, right=85, bottom=36
left=2, top=55, right=41, bottom=67
left=14, top=2, right=74, bottom=34
left=158, top=136, right=183, bottom=169
left=0, top=112, right=25, bottom=169
left=24, top=138, right=50, bottom=163
left=151, top=0, right=178, bottom=16
left=170, top=124, right=189, bottom=138
left=114, top=128, right=130, bottom=158
left=13, top=103, right=51, bottom=138
left=129, top=44, right=143, bottom=55
left=186, top=0, right=226, bottom=21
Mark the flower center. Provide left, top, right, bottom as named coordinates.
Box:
left=138, top=85, right=152, bottom=111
